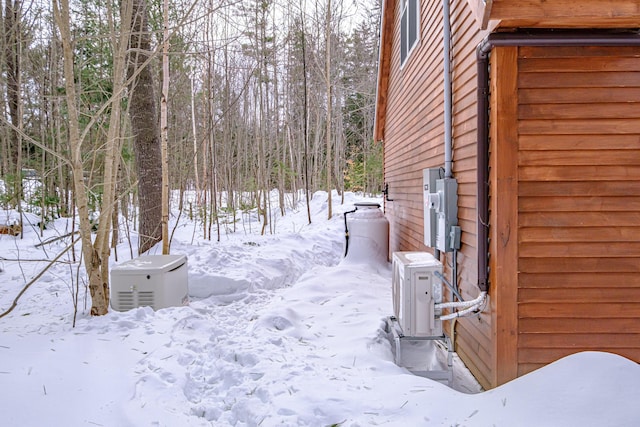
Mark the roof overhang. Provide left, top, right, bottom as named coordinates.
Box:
left=373, top=0, right=396, bottom=143
left=487, top=0, right=640, bottom=29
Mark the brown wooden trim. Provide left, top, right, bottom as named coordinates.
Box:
left=519, top=257, right=640, bottom=273
left=520, top=317, right=640, bottom=333
left=519, top=333, right=640, bottom=348
left=519, top=348, right=640, bottom=365
left=519, top=196, right=640, bottom=211
left=520, top=242, right=640, bottom=258
left=520, top=226, right=640, bottom=242
left=519, top=303, right=640, bottom=318
left=374, top=0, right=397, bottom=142
left=519, top=103, right=640, bottom=120
left=519, top=287, right=640, bottom=303
left=496, top=18, right=640, bottom=29
left=520, top=88, right=640, bottom=104
left=520, top=272, right=640, bottom=288
left=519, top=71, right=640, bottom=89
left=490, top=0, right=640, bottom=28
left=489, top=46, right=519, bottom=386
left=518, top=166, right=640, bottom=181
left=520, top=46, right=640, bottom=59
left=519, top=150, right=640, bottom=166
left=519, top=57, right=640, bottom=72
left=519, top=135, right=640, bottom=151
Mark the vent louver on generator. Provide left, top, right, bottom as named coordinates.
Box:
left=111, top=254, right=189, bottom=311
left=392, top=252, right=443, bottom=337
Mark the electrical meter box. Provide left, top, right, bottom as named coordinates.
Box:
left=423, top=168, right=459, bottom=252
left=423, top=168, right=439, bottom=248
left=392, top=252, right=443, bottom=337
left=111, top=254, right=189, bottom=311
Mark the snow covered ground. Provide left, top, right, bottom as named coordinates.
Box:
left=1, top=190, right=639, bottom=426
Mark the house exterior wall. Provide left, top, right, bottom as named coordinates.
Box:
left=381, top=0, right=495, bottom=387
left=513, top=45, right=640, bottom=375
left=378, top=0, right=640, bottom=390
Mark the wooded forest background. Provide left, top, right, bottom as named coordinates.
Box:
left=0, top=0, right=382, bottom=315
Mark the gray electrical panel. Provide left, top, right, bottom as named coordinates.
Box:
left=423, top=169, right=459, bottom=252
left=434, top=178, right=458, bottom=252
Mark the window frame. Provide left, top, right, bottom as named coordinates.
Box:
left=400, top=0, right=420, bottom=67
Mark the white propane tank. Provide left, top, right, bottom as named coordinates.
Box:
left=342, top=202, right=390, bottom=267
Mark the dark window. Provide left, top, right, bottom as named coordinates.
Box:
left=401, top=0, right=419, bottom=66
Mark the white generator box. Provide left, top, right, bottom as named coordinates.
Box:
left=111, top=254, right=188, bottom=311
left=392, top=252, right=443, bottom=337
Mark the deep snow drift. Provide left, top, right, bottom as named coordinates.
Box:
left=1, top=190, right=639, bottom=426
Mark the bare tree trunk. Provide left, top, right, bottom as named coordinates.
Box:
left=4, top=0, right=20, bottom=173
left=312, top=107, right=322, bottom=191
left=4, top=0, right=23, bottom=216
left=128, top=0, right=162, bottom=254
left=160, top=0, right=170, bottom=254
left=201, top=92, right=208, bottom=241
left=49, top=28, right=69, bottom=218
left=53, top=0, right=108, bottom=315
left=190, top=74, right=200, bottom=204
left=0, top=0, right=7, bottom=180
left=111, top=174, right=120, bottom=263
left=299, top=4, right=311, bottom=224
left=92, top=0, right=132, bottom=307
left=325, top=0, right=333, bottom=219
left=335, top=82, right=344, bottom=202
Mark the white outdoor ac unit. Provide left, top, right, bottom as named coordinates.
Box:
left=111, top=254, right=188, bottom=311
left=392, top=252, right=443, bottom=337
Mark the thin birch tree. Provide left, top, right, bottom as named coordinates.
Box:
left=52, top=0, right=108, bottom=315
left=160, top=0, right=170, bottom=254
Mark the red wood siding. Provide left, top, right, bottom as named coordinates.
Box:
left=376, top=0, right=640, bottom=390
left=516, top=45, right=640, bottom=375
left=382, top=0, right=494, bottom=388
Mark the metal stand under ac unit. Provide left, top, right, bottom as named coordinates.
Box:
left=389, top=251, right=453, bottom=385
left=385, top=316, right=454, bottom=385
